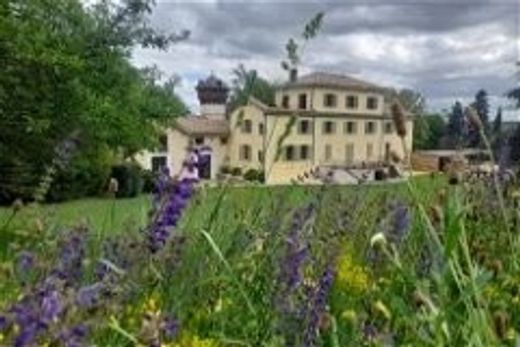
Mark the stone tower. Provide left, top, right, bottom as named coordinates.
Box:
left=196, top=74, right=229, bottom=118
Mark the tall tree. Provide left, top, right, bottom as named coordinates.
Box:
left=227, top=64, right=276, bottom=112
left=508, top=124, right=520, bottom=163
left=468, top=89, right=490, bottom=147
left=413, top=114, right=446, bottom=150
left=0, top=0, right=188, bottom=202
left=493, top=106, right=503, bottom=135
left=445, top=101, right=466, bottom=148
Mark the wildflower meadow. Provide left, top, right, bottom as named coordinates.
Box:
left=1, top=154, right=519, bottom=346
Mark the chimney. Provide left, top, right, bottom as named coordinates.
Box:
left=289, top=68, right=298, bottom=82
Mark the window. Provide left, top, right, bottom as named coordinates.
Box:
left=344, top=121, right=357, bottom=134
left=346, top=95, right=358, bottom=109
left=384, top=122, right=393, bottom=134
left=151, top=156, right=167, bottom=173
left=239, top=145, right=251, bottom=161
left=322, top=121, right=336, bottom=134
left=194, top=136, right=204, bottom=145
left=345, top=144, right=354, bottom=164
left=366, top=143, right=373, bottom=159
left=298, top=93, right=307, bottom=110
left=282, top=95, right=290, bottom=109
left=325, top=144, right=332, bottom=161
left=284, top=145, right=296, bottom=161
left=258, top=150, right=264, bottom=162
left=298, top=120, right=312, bottom=134
left=220, top=137, right=228, bottom=145
left=300, top=145, right=310, bottom=160
left=242, top=119, right=252, bottom=134
left=367, top=96, right=378, bottom=110
left=158, top=135, right=168, bottom=152
left=323, top=93, right=337, bottom=107
left=259, top=123, right=265, bottom=135
left=365, top=121, right=377, bottom=134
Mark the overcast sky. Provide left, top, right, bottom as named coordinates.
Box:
left=131, top=0, right=520, bottom=118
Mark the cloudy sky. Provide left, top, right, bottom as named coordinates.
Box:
left=131, top=0, right=520, bottom=118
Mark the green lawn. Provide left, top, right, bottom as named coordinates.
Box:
left=0, top=175, right=442, bottom=238
left=0, top=195, right=151, bottom=237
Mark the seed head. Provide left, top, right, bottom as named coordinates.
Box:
left=465, top=106, right=482, bottom=131
left=391, top=102, right=407, bottom=138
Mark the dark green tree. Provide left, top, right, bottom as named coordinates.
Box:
left=468, top=89, right=490, bottom=147
left=493, top=106, right=503, bottom=134
left=0, top=0, right=188, bottom=202
left=444, top=101, right=466, bottom=148
left=508, top=123, right=520, bottom=163
left=228, top=64, right=276, bottom=112
left=413, top=114, right=446, bottom=150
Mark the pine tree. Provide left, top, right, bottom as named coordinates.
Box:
left=468, top=89, right=490, bottom=147
left=493, top=106, right=503, bottom=135
left=508, top=124, right=520, bottom=163
left=447, top=101, right=465, bottom=148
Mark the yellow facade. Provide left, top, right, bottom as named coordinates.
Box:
left=229, top=85, right=413, bottom=184
left=136, top=72, right=414, bottom=185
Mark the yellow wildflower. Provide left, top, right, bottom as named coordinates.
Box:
left=336, top=248, right=370, bottom=294
left=172, top=333, right=220, bottom=347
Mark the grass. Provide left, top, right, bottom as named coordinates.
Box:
left=0, top=195, right=151, bottom=236
left=1, top=173, right=518, bottom=346
left=0, top=175, right=441, bottom=239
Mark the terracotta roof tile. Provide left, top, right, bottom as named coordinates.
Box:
left=280, top=72, right=384, bottom=91
left=174, top=116, right=230, bottom=136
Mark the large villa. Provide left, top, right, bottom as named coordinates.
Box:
left=136, top=71, right=414, bottom=184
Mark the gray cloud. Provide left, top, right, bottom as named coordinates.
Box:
left=133, top=0, right=520, bottom=116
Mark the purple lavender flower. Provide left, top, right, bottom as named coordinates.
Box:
left=147, top=150, right=202, bottom=253
left=59, top=324, right=88, bottom=347
left=303, top=263, right=335, bottom=347
left=14, top=323, right=40, bottom=347
left=386, top=201, right=411, bottom=246
left=161, top=315, right=179, bottom=339
left=55, top=228, right=87, bottom=283
left=76, top=283, right=103, bottom=308
left=16, top=251, right=34, bottom=273
left=363, top=323, right=378, bottom=341
left=0, top=315, right=6, bottom=331
left=41, top=290, right=62, bottom=323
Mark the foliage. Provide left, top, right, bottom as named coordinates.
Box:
left=230, top=167, right=242, bottom=176
left=508, top=124, right=520, bottom=163
left=443, top=101, right=466, bottom=148
left=243, top=169, right=264, bottom=182
left=468, top=89, right=490, bottom=147
left=0, top=0, right=187, bottom=204
left=227, top=64, right=276, bottom=112
left=413, top=113, right=446, bottom=150
left=110, top=163, right=143, bottom=198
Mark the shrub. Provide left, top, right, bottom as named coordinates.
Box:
left=230, top=167, right=242, bottom=176
left=244, top=169, right=264, bottom=182
left=140, top=169, right=156, bottom=193
left=46, top=148, right=114, bottom=202
left=110, top=163, right=143, bottom=198
left=220, top=165, right=232, bottom=175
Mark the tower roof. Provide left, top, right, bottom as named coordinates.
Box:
left=196, top=74, right=229, bottom=105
